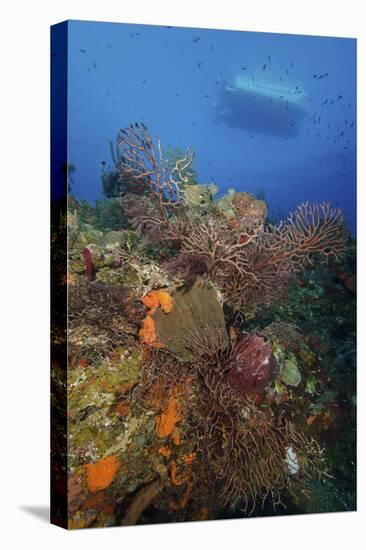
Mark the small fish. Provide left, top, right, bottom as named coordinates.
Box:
left=192, top=36, right=201, bottom=43
left=142, top=80, right=147, bottom=84
left=204, top=94, right=209, bottom=98
left=290, top=61, right=293, bottom=68
left=100, top=160, right=106, bottom=167
left=197, top=62, right=203, bottom=68
left=93, top=61, right=96, bottom=69
left=51, top=51, right=59, bottom=58
left=268, top=55, right=271, bottom=63
left=262, top=63, right=267, bottom=71
left=241, top=66, right=247, bottom=70
left=107, top=44, right=112, bottom=48
left=338, top=95, right=343, bottom=100
left=313, top=74, right=317, bottom=78
left=79, top=48, right=87, bottom=53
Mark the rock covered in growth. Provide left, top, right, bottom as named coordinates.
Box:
left=152, top=281, right=229, bottom=361
left=216, top=190, right=267, bottom=230
left=280, top=353, right=302, bottom=387
left=182, top=182, right=218, bottom=208
left=224, top=333, right=274, bottom=396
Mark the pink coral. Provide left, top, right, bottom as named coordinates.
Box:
left=224, top=334, right=273, bottom=396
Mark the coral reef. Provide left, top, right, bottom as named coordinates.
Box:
left=63, top=124, right=355, bottom=528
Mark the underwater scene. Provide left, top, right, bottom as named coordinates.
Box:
left=51, top=20, right=356, bottom=528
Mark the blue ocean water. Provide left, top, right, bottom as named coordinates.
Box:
left=66, top=20, right=356, bottom=233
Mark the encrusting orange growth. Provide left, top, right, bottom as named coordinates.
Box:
left=155, top=387, right=183, bottom=438
left=139, top=289, right=173, bottom=347
left=85, top=455, right=121, bottom=492
left=170, top=460, right=190, bottom=486
left=142, top=290, right=173, bottom=314
left=171, top=427, right=181, bottom=446
left=183, top=452, right=196, bottom=465
left=158, top=446, right=172, bottom=458
left=139, top=316, right=157, bottom=345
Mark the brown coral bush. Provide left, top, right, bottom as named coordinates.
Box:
left=193, top=383, right=326, bottom=513
left=117, top=125, right=347, bottom=316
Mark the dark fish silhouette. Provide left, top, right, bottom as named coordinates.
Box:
left=192, top=36, right=200, bottom=43
left=262, top=63, right=267, bottom=71
left=197, top=62, right=203, bottom=68
left=241, top=66, right=247, bottom=70
left=79, top=48, right=87, bottom=53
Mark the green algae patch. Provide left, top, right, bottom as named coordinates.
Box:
left=67, top=347, right=143, bottom=467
